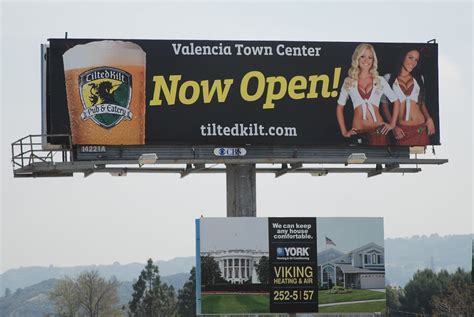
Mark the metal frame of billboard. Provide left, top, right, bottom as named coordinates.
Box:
left=21, top=38, right=447, bottom=178
left=40, top=43, right=63, bottom=151
left=11, top=134, right=447, bottom=178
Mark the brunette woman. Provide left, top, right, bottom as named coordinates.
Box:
left=382, top=47, right=435, bottom=145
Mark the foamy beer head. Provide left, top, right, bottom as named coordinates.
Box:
left=63, top=40, right=146, bottom=145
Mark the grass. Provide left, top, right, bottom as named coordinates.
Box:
left=202, top=293, right=270, bottom=314
left=319, top=301, right=386, bottom=312
left=202, top=290, right=386, bottom=314
left=318, top=289, right=386, bottom=304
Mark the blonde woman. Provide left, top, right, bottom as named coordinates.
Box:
left=336, top=43, right=400, bottom=145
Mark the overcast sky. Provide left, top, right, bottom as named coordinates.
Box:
left=1, top=1, right=472, bottom=273
left=317, top=217, right=384, bottom=253
left=200, top=217, right=383, bottom=254
left=200, top=218, right=268, bottom=252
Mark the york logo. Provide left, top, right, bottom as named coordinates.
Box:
left=277, top=247, right=310, bottom=257
left=79, top=67, right=133, bottom=129
left=276, top=247, right=285, bottom=257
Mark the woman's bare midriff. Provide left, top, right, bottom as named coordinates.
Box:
left=398, top=101, right=426, bottom=126
left=351, top=105, right=385, bottom=130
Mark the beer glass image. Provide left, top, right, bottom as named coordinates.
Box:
left=63, top=40, right=146, bottom=144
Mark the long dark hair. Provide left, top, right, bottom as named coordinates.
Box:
left=388, top=46, right=426, bottom=104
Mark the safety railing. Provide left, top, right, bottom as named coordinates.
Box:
left=11, top=134, right=73, bottom=170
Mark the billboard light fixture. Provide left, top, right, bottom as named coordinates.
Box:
left=138, top=153, right=158, bottom=166
left=110, top=170, right=127, bottom=177
left=410, top=146, right=426, bottom=155
left=310, top=171, right=328, bottom=177
left=347, top=153, right=367, bottom=164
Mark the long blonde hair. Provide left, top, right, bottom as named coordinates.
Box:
left=343, top=43, right=381, bottom=90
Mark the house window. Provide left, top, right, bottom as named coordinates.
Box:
left=364, top=253, right=383, bottom=265
left=364, top=254, right=370, bottom=264
left=372, top=254, right=383, bottom=264
left=322, top=266, right=335, bottom=287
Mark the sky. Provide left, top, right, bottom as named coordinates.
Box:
left=0, top=1, right=472, bottom=273
left=200, top=218, right=269, bottom=252
left=316, top=218, right=384, bottom=253
left=201, top=217, right=385, bottom=254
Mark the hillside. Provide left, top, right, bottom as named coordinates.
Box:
left=0, top=279, right=56, bottom=317
left=0, top=234, right=471, bottom=315
left=0, top=274, right=189, bottom=317
left=384, top=234, right=472, bottom=286
left=0, top=257, right=194, bottom=296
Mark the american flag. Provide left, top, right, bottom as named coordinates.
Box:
left=325, top=236, right=336, bottom=246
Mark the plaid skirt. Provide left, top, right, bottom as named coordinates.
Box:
left=396, top=123, right=429, bottom=146
left=353, top=126, right=388, bottom=146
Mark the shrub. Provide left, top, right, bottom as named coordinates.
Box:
left=328, top=286, right=351, bottom=294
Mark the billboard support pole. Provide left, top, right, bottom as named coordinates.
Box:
left=226, top=163, right=256, bottom=217
left=225, top=163, right=256, bottom=317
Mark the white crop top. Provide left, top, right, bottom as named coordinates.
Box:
left=337, top=76, right=397, bottom=122
left=384, top=74, right=422, bottom=121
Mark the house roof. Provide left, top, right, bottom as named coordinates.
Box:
left=330, top=253, right=351, bottom=265
left=348, top=242, right=384, bottom=255
left=318, top=242, right=384, bottom=266
left=336, top=263, right=384, bottom=274
left=317, top=248, right=345, bottom=264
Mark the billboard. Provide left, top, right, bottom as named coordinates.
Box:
left=45, top=39, right=440, bottom=146
left=268, top=218, right=318, bottom=313
left=196, top=217, right=385, bottom=314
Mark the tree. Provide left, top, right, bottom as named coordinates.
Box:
left=200, top=256, right=226, bottom=285
left=129, top=258, right=177, bottom=316
left=75, top=271, right=120, bottom=317
left=49, top=277, right=80, bottom=317
left=177, top=267, right=196, bottom=317
left=255, top=256, right=269, bottom=284
left=385, top=285, right=402, bottom=313
left=431, top=269, right=473, bottom=315
left=159, top=283, right=177, bottom=316
left=49, top=271, right=120, bottom=317
left=399, top=269, right=448, bottom=314
left=398, top=268, right=473, bottom=315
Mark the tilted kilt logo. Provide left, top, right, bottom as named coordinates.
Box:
left=79, top=67, right=133, bottom=128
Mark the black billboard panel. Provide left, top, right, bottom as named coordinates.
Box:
left=46, top=39, right=440, bottom=147
left=268, top=217, right=318, bottom=313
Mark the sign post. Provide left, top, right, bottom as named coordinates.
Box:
left=226, top=163, right=256, bottom=217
